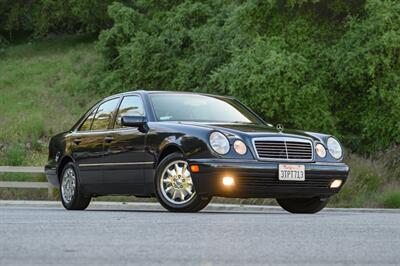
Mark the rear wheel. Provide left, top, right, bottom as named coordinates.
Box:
left=276, top=197, right=329, bottom=214
left=155, top=153, right=211, bottom=212
left=60, top=162, right=91, bottom=210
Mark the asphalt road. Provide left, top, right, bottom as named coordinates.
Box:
left=1, top=204, right=399, bottom=265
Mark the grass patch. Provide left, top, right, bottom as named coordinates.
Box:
left=329, top=152, right=399, bottom=208
left=0, top=34, right=99, bottom=166
left=3, top=145, right=26, bottom=166
left=380, top=191, right=400, bottom=208
left=0, top=188, right=50, bottom=200
left=0, top=173, right=46, bottom=182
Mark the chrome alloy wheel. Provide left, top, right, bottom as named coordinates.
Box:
left=160, top=160, right=196, bottom=205
left=61, top=168, right=76, bottom=204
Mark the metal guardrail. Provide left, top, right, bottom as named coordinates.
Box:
left=0, top=166, right=55, bottom=198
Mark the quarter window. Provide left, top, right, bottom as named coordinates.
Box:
left=115, top=96, right=145, bottom=128
left=78, top=109, right=96, bottom=131
left=91, top=98, right=120, bottom=131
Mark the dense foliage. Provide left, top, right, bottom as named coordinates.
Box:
left=94, top=0, right=399, bottom=153
left=1, top=0, right=399, bottom=154
left=0, top=0, right=119, bottom=38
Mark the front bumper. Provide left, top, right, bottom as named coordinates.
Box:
left=187, top=159, right=349, bottom=198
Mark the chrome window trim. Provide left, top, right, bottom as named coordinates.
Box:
left=73, top=127, right=141, bottom=136
left=252, top=136, right=314, bottom=162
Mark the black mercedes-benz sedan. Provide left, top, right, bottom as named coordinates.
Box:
left=45, top=90, right=349, bottom=213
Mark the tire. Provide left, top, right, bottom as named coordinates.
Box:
left=155, top=152, right=211, bottom=212
left=60, top=162, right=91, bottom=210
left=276, top=197, right=329, bottom=214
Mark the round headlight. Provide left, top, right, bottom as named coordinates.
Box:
left=315, top=143, right=326, bottom=158
left=233, top=140, right=247, bottom=155
left=209, top=132, right=230, bottom=155
left=327, top=137, right=343, bottom=159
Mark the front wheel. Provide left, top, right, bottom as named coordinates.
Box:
left=60, top=162, right=91, bottom=210
left=276, top=197, right=329, bottom=214
left=155, top=153, right=211, bottom=212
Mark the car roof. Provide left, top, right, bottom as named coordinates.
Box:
left=106, top=90, right=234, bottom=100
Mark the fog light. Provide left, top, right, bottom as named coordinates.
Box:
left=330, top=179, right=343, bottom=188
left=222, top=176, right=234, bottom=186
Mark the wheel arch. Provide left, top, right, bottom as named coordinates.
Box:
left=157, top=144, right=184, bottom=165
left=57, top=155, right=74, bottom=181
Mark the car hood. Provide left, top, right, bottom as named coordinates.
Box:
left=179, top=122, right=325, bottom=141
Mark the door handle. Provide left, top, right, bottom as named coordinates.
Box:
left=73, top=138, right=82, bottom=145
left=104, top=136, right=114, bottom=143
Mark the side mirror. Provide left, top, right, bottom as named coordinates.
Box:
left=121, top=116, right=146, bottom=128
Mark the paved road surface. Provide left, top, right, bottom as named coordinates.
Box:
left=1, top=204, right=399, bottom=265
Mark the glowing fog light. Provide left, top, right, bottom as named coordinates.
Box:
left=222, top=176, right=235, bottom=186
left=330, top=179, right=343, bottom=189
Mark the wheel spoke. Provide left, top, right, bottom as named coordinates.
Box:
left=185, top=187, right=192, bottom=195
left=182, top=164, right=187, bottom=175
left=167, top=169, right=174, bottom=177
left=174, top=164, right=180, bottom=175
left=163, top=178, right=172, bottom=184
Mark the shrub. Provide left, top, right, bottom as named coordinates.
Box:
left=0, top=0, right=118, bottom=39
left=92, top=0, right=399, bottom=153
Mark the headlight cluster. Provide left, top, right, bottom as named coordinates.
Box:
left=327, top=137, right=343, bottom=159
left=315, top=137, right=343, bottom=159
left=209, top=131, right=247, bottom=155
left=209, top=132, right=230, bottom=155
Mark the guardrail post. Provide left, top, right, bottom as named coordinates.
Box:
left=47, top=183, right=54, bottom=199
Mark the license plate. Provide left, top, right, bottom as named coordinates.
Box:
left=278, top=164, right=305, bottom=181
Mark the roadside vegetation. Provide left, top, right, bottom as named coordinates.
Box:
left=0, top=34, right=99, bottom=166
left=0, top=0, right=399, bottom=208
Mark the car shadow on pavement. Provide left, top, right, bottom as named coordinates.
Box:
left=84, top=208, right=293, bottom=215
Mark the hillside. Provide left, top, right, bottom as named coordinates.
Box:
left=0, top=35, right=98, bottom=166
left=0, top=34, right=399, bottom=208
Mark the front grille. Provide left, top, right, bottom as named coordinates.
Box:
left=253, top=137, right=313, bottom=161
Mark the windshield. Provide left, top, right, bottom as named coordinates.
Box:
left=149, top=94, right=263, bottom=124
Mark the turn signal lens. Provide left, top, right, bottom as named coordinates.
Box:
left=330, top=179, right=343, bottom=188
left=222, top=176, right=234, bottom=186
left=190, top=165, right=200, bottom=173
left=233, top=140, right=247, bottom=155
left=315, top=143, right=327, bottom=158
